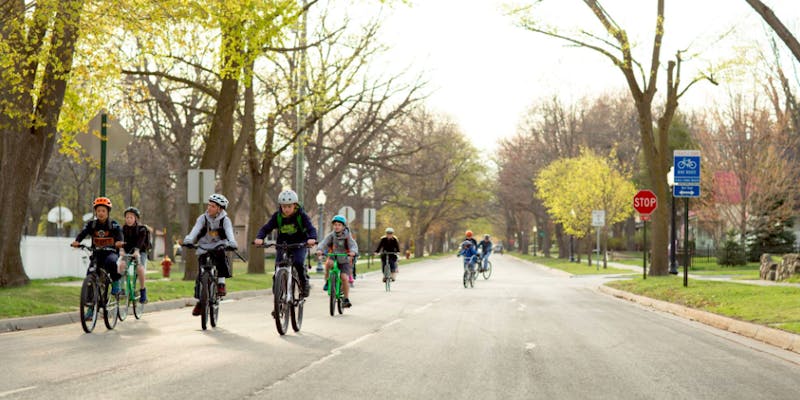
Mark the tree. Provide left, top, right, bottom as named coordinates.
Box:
left=536, top=149, right=635, bottom=264
left=744, top=0, right=800, bottom=63
left=0, top=0, right=86, bottom=287
left=516, top=0, right=714, bottom=275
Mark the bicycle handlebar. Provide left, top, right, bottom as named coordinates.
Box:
left=73, top=244, right=116, bottom=252
left=254, top=242, right=311, bottom=250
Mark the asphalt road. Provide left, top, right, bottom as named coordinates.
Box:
left=1, top=255, right=798, bottom=400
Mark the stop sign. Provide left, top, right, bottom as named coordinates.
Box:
left=633, top=190, right=658, bottom=215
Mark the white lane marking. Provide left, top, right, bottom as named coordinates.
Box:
left=517, top=303, right=527, bottom=312
left=0, top=386, right=36, bottom=397
left=510, top=298, right=517, bottom=302
left=525, top=343, right=536, bottom=351
left=413, top=302, right=433, bottom=313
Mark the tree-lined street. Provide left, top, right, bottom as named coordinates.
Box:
left=1, top=256, right=798, bottom=399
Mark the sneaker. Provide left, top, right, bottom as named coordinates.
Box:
left=301, top=283, right=310, bottom=298
left=217, top=283, right=226, bottom=297
left=139, top=288, right=148, bottom=304
left=382, top=276, right=387, bottom=283
left=84, top=308, right=94, bottom=321
left=323, top=282, right=329, bottom=291
left=111, top=280, right=121, bottom=295
left=192, top=303, right=201, bottom=316
left=391, top=277, right=396, bottom=282
left=348, top=275, right=354, bottom=284
left=343, top=298, right=352, bottom=308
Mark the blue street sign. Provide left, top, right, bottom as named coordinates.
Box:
left=673, top=184, right=700, bottom=198
left=674, top=150, right=701, bottom=183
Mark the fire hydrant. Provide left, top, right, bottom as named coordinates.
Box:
left=161, top=256, right=172, bottom=278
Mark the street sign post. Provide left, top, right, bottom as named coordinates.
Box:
left=591, top=210, right=605, bottom=271
left=633, top=190, right=658, bottom=279
left=187, top=169, right=215, bottom=204
left=338, top=206, right=356, bottom=224
left=674, top=150, right=701, bottom=287
left=363, top=208, right=376, bottom=268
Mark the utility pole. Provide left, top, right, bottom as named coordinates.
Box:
left=293, top=0, right=308, bottom=204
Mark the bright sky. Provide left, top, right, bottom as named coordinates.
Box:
left=370, top=0, right=800, bottom=153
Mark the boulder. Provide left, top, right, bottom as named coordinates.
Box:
left=760, top=253, right=778, bottom=281
left=777, top=253, right=800, bottom=281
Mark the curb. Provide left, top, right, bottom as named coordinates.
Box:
left=0, top=289, right=270, bottom=333
left=598, top=285, right=800, bottom=354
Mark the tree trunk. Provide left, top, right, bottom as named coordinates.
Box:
left=745, top=0, right=800, bottom=63
left=0, top=0, right=84, bottom=287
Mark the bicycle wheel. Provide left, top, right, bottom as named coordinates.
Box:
left=80, top=275, right=99, bottom=333
left=118, top=274, right=130, bottom=322
left=209, top=280, right=219, bottom=328
left=290, top=276, right=303, bottom=332
left=328, top=273, right=336, bottom=316
left=470, top=270, right=476, bottom=288
left=103, top=278, right=118, bottom=330
left=384, top=263, right=391, bottom=292
left=463, top=270, right=468, bottom=288
left=200, top=275, right=209, bottom=330
left=133, top=270, right=143, bottom=319
left=274, top=269, right=289, bottom=335
left=482, top=260, right=492, bottom=280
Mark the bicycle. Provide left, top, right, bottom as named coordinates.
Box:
left=259, top=242, right=309, bottom=335
left=478, top=252, right=493, bottom=280
left=461, top=254, right=477, bottom=288
left=118, top=253, right=144, bottom=321
left=182, top=243, right=245, bottom=330
left=75, top=245, right=121, bottom=333
left=379, top=251, right=400, bottom=292
left=326, top=252, right=349, bottom=316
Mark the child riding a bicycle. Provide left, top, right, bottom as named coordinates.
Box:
left=457, top=239, right=478, bottom=273
left=316, top=215, right=358, bottom=308
left=253, top=189, right=318, bottom=298
left=374, top=227, right=401, bottom=282
left=477, top=234, right=493, bottom=272
left=183, top=193, right=238, bottom=316
left=117, top=207, right=149, bottom=303
left=71, top=197, right=125, bottom=320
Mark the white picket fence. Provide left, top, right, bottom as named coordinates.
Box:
left=20, top=236, right=89, bottom=279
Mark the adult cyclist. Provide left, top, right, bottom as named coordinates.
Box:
left=374, top=227, right=401, bottom=282
left=477, top=234, right=493, bottom=272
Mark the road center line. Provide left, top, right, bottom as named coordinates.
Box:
left=0, top=386, right=36, bottom=398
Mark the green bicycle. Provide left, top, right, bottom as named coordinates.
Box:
left=118, top=254, right=144, bottom=321
left=326, top=252, right=349, bottom=316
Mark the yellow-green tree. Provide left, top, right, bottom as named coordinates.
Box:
left=536, top=149, right=635, bottom=263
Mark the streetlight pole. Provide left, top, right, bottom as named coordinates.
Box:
left=667, top=167, right=678, bottom=274
left=533, top=226, right=538, bottom=256
left=315, top=190, right=326, bottom=273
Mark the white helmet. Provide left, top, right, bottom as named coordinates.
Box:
left=385, top=227, right=395, bottom=234
left=278, top=190, right=299, bottom=205
left=208, top=193, right=229, bottom=209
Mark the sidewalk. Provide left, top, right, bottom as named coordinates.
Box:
left=602, top=259, right=800, bottom=288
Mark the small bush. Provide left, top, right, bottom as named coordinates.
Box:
left=718, top=239, right=747, bottom=266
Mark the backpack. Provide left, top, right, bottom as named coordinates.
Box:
left=141, top=225, right=152, bottom=251
left=198, top=215, right=227, bottom=240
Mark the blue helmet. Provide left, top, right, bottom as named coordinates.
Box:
left=332, top=215, right=347, bottom=225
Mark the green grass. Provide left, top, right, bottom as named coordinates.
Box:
left=0, top=254, right=441, bottom=319
left=511, top=252, right=634, bottom=275
left=613, top=255, right=762, bottom=279
left=606, top=276, right=800, bottom=334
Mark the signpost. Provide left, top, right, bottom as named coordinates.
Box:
left=338, top=206, right=356, bottom=224
left=76, top=111, right=131, bottom=196
left=633, top=190, right=658, bottom=279
left=187, top=169, right=215, bottom=204
left=591, top=210, right=605, bottom=271
left=674, top=150, right=701, bottom=287
left=363, top=208, right=376, bottom=269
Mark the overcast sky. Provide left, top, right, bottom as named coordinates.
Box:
left=367, top=0, right=800, bottom=153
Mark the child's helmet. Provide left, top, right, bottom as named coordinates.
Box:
left=332, top=215, right=347, bottom=225
left=385, top=227, right=394, bottom=233
left=465, top=230, right=473, bottom=238
left=484, top=234, right=490, bottom=239
left=124, top=207, right=140, bottom=218
left=208, top=193, right=229, bottom=209
left=93, top=197, right=112, bottom=210
left=463, top=241, right=472, bottom=247
left=278, top=190, right=299, bottom=205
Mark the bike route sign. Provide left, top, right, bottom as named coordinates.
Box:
left=673, top=184, right=701, bottom=198
left=673, top=150, right=701, bottom=183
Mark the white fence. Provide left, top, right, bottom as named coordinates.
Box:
left=20, top=236, right=88, bottom=279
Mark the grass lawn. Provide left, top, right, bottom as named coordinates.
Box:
left=0, top=254, right=441, bottom=319
left=511, top=252, right=634, bottom=275
left=606, top=276, right=800, bottom=334
left=614, top=255, right=762, bottom=279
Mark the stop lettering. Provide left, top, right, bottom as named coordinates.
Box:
left=633, top=190, right=658, bottom=215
